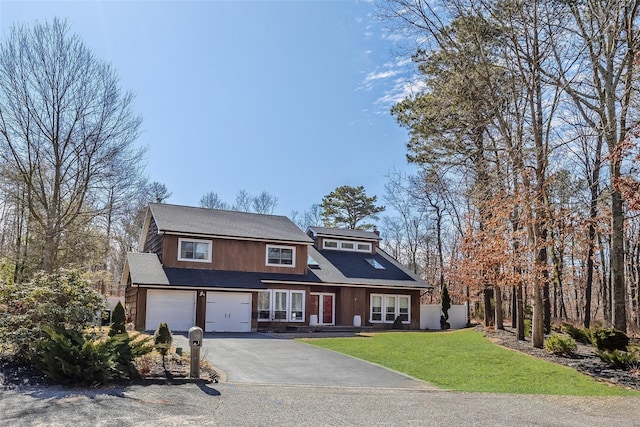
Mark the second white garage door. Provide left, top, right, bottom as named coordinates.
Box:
left=206, top=292, right=252, bottom=332
left=146, top=290, right=196, bottom=332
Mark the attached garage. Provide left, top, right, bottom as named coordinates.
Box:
left=146, top=290, right=196, bottom=332
left=206, top=292, right=252, bottom=332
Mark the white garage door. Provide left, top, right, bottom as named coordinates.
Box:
left=146, top=290, right=196, bottom=332
left=206, top=292, right=252, bottom=332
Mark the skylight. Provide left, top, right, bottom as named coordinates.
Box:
left=365, top=258, right=385, bottom=270
left=308, top=255, right=319, bottom=268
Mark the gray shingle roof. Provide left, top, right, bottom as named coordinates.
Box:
left=308, top=226, right=382, bottom=241
left=125, top=248, right=430, bottom=290
left=307, top=247, right=430, bottom=289
left=149, top=203, right=313, bottom=244
left=126, top=252, right=169, bottom=285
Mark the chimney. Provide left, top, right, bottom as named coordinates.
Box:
left=373, top=225, right=380, bottom=236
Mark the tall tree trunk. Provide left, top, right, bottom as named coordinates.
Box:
left=495, top=285, right=504, bottom=330
left=516, top=283, right=525, bottom=340
left=484, top=287, right=493, bottom=327
left=611, top=187, right=627, bottom=330
left=511, top=287, right=517, bottom=328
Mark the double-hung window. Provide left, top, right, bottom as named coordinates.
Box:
left=178, top=238, right=211, bottom=262
left=257, top=290, right=305, bottom=322
left=266, top=245, right=295, bottom=267
left=370, top=294, right=410, bottom=324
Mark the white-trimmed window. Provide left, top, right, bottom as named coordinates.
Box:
left=323, top=239, right=372, bottom=253
left=257, top=290, right=305, bottom=322
left=178, top=238, right=211, bottom=262
left=266, top=245, right=296, bottom=267
left=370, top=294, right=410, bottom=324
left=323, top=240, right=339, bottom=249
left=258, top=291, right=271, bottom=320
left=357, top=242, right=372, bottom=252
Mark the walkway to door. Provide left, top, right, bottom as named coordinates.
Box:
left=173, top=332, right=434, bottom=389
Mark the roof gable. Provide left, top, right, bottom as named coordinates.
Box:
left=147, top=203, right=313, bottom=244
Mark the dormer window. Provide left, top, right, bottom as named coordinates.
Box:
left=323, top=239, right=372, bottom=253
left=178, top=238, right=211, bottom=263
left=266, top=245, right=296, bottom=267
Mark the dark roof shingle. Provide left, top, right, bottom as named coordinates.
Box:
left=149, top=203, right=313, bottom=244
left=308, top=226, right=381, bottom=241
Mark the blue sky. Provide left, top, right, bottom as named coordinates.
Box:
left=0, top=1, right=420, bottom=218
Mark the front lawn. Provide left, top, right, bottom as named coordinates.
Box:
left=301, top=330, right=638, bottom=396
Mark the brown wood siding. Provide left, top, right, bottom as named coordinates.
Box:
left=363, top=288, right=421, bottom=329
left=334, top=287, right=367, bottom=326
left=133, top=287, right=147, bottom=331
left=195, top=291, right=206, bottom=330
left=125, top=285, right=137, bottom=325
left=143, top=216, right=163, bottom=260
left=162, top=235, right=309, bottom=274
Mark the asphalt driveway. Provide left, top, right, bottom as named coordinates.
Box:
left=173, top=332, right=433, bottom=389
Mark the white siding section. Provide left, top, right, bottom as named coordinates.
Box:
left=420, top=304, right=468, bottom=330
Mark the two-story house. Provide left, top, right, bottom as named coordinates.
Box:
left=122, top=203, right=431, bottom=332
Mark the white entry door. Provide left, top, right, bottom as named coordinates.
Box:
left=206, top=292, right=252, bottom=332
left=146, top=290, right=196, bottom=332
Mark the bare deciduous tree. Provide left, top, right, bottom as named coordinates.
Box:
left=0, top=19, right=142, bottom=272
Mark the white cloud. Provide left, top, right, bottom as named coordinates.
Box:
left=365, top=70, right=401, bottom=83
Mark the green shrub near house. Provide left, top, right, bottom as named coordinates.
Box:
left=0, top=268, right=105, bottom=359
left=154, top=322, right=173, bottom=369
left=33, top=326, right=153, bottom=385
left=0, top=268, right=153, bottom=385
left=109, top=301, right=127, bottom=336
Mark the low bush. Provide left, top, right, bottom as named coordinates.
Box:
left=544, top=334, right=577, bottom=356
left=561, top=323, right=592, bottom=345
left=596, top=349, right=639, bottom=370
left=392, top=316, right=404, bottom=330
left=33, top=327, right=153, bottom=385
left=111, top=332, right=154, bottom=379
left=591, top=328, right=629, bottom=351
left=34, top=327, right=118, bottom=385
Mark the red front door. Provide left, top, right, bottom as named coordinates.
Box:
left=322, top=294, right=334, bottom=324
left=311, top=293, right=334, bottom=325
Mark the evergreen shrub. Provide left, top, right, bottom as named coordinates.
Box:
left=33, top=327, right=153, bottom=385
left=392, top=316, right=404, bottom=330
left=591, top=328, right=629, bottom=351
left=544, top=334, right=577, bottom=356
left=596, top=349, right=639, bottom=370
left=561, top=323, right=592, bottom=344
left=109, top=301, right=126, bottom=336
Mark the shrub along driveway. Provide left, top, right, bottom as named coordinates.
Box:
left=173, top=332, right=434, bottom=389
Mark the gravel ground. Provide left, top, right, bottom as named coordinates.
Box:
left=1, top=382, right=639, bottom=426
left=2, top=328, right=640, bottom=426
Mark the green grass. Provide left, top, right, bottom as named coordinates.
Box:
left=300, top=330, right=638, bottom=396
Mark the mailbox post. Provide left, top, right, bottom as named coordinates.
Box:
left=188, top=326, right=203, bottom=379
